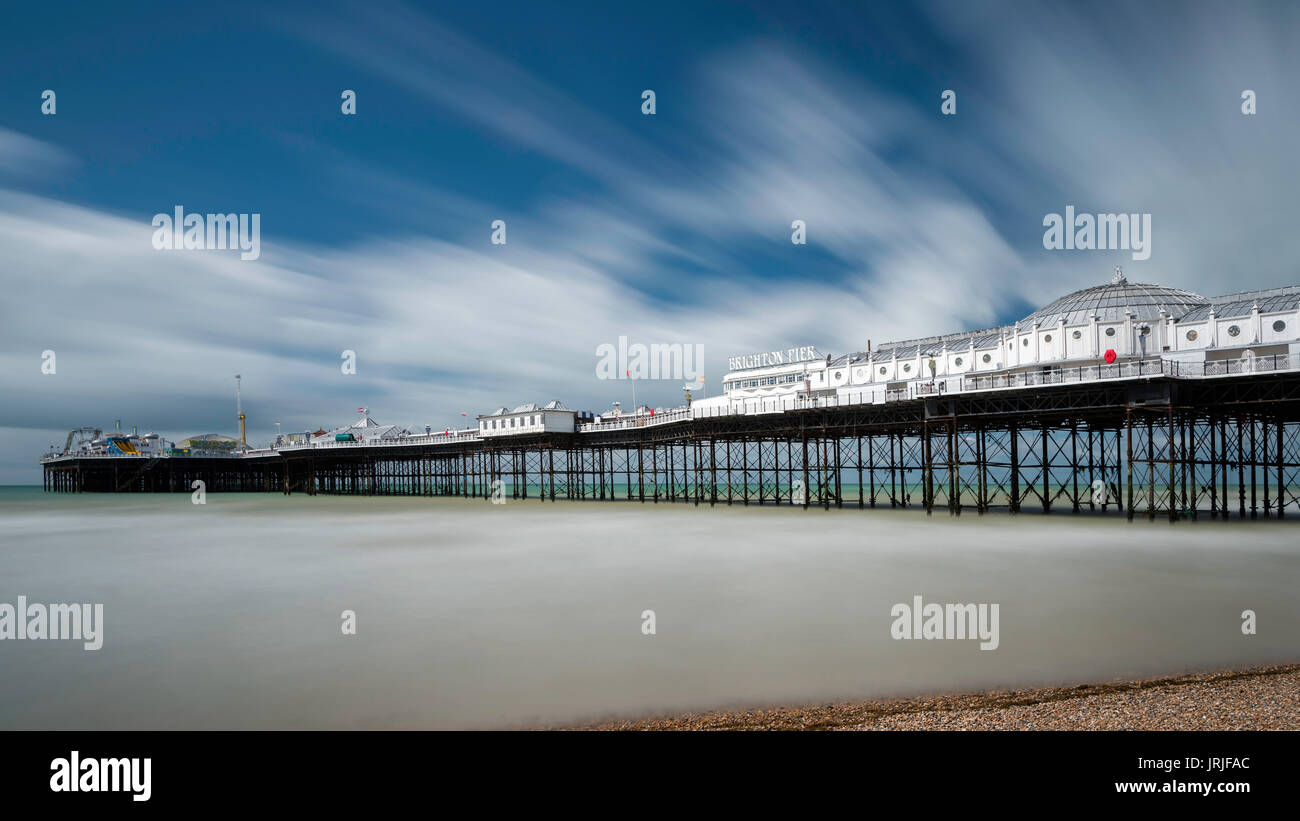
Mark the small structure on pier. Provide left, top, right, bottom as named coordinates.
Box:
left=312, top=412, right=407, bottom=445
left=478, top=401, right=579, bottom=437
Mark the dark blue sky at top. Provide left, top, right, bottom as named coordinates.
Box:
left=0, top=0, right=1011, bottom=301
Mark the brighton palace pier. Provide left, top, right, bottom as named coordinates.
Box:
left=43, top=272, right=1300, bottom=521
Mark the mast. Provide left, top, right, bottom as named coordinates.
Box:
left=236, top=374, right=246, bottom=444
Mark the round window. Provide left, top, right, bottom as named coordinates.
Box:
left=1072, top=330, right=1082, bottom=340
left=1228, top=325, right=1241, bottom=337
left=1186, top=329, right=1198, bottom=341
left=982, top=353, right=992, bottom=363
left=1105, top=327, right=1116, bottom=337
left=879, top=366, right=887, bottom=375
left=1273, top=319, right=1286, bottom=332
left=1043, top=334, right=1053, bottom=343
left=954, top=357, right=963, bottom=366
left=834, top=371, right=842, bottom=379
left=1022, top=338, right=1029, bottom=346
left=903, top=364, right=912, bottom=373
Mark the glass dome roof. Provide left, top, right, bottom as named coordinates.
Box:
left=1021, top=275, right=1209, bottom=327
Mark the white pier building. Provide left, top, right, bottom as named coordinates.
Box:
left=700, top=271, right=1300, bottom=414
left=478, top=401, right=582, bottom=437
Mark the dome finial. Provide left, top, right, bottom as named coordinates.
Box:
left=1112, top=265, right=1126, bottom=284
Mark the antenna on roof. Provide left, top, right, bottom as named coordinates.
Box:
left=1113, top=266, right=1126, bottom=284
left=235, top=374, right=246, bottom=444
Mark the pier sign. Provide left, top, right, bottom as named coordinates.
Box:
left=728, top=346, right=819, bottom=372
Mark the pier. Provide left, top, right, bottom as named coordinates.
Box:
left=42, top=364, right=1300, bottom=522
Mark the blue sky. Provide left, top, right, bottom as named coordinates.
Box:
left=2, top=0, right=1298, bottom=482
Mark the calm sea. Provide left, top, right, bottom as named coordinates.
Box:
left=1, top=486, right=1297, bottom=728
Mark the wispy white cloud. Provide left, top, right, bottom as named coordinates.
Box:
left=921, top=0, right=1300, bottom=297
left=0, top=126, right=78, bottom=181
left=287, top=1, right=683, bottom=190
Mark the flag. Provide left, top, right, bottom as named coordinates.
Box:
left=357, top=407, right=367, bottom=414
left=461, top=412, right=467, bottom=416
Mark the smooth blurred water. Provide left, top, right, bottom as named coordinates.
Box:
left=0, top=486, right=1297, bottom=729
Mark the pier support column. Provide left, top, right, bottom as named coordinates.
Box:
left=1125, top=409, right=1135, bottom=521
left=1168, top=407, right=1177, bottom=523
left=800, top=432, right=810, bottom=510
left=1041, top=423, right=1051, bottom=514
left=1009, top=422, right=1020, bottom=514
left=922, top=422, right=933, bottom=515
left=1278, top=416, right=1286, bottom=519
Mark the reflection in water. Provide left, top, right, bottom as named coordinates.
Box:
left=1, top=488, right=1297, bottom=729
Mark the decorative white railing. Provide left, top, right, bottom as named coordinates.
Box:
left=40, top=449, right=242, bottom=463
left=959, top=359, right=1164, bottom=393
left=578, top=407, right=693, bottom=432
left=277, top=430, right=481, bottom=452
left=1166, top=352, right=1300, bottom=377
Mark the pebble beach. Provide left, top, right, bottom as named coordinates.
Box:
left=585, top=663, right=1300, bottom=731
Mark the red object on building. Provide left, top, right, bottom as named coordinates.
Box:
left=1104, top=349, right=1117, bottom=364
